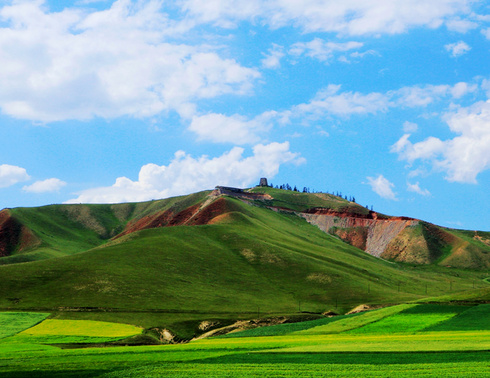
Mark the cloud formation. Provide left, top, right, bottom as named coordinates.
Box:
left=289, top=39, right=364, bottom=62
left=286, top=82, right=475, bottom=121
left=0, top=164, right=30, bottom=188
left=407, top=182, right=431, bottom=196
left=180, top=0, right=473, bottom=35
left=66, top=142, right=305, bottom=204
left=0, top=0, right=259, bottom=122
left=189, top=80, right=480, bottom=143
left=392, top=100, right=490, bottom=183
left=23, top=178, right=67, bottom=193
left=445, top=41, right=471, bottom=57
left=189, top=111, right=277, bottom=144
left=261, top=44, right=285, bottom=69
left=366, top=174, right=397, bottom=200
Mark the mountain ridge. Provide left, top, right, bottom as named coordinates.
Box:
left=1, top=185, right=489, bottom=269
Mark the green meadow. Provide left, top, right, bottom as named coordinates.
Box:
left=0, top=304, right=488, bottom=377
left=1, top=189, right=489, bottom=376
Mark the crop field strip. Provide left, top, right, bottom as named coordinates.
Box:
left=0, top=312, right=49, bottom=339
left=0, top=305, right=489, bottom=377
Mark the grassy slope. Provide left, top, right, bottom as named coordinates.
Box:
left=250, top=188, right=490, bottom=269
left=1, top=191, right=210, bottom=264
left=249, top=187, right=371, bottom=214
left=439, top=228, right=490, bottom=269
left=0, top=197, right=486, bottom=332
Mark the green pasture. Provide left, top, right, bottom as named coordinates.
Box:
left=0, top=304, right=489, bottom=376
left=0, top=196, right=486, bottom=326
left=347, top=304, right=467, bottom=334
left=0, top=312, right=49, bottom=339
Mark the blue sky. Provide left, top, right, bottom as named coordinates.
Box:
left=0, top=0, right=489, bottom=231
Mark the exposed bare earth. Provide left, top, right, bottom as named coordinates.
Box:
left=300, top=209, right=419, bottom=258
left=0, top=209, right=40, bottom=257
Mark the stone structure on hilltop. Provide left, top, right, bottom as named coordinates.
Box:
left=259, top=178, right=268, bottom=187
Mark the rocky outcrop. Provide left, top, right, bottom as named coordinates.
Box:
left=300, top=210, right=419, bottom=258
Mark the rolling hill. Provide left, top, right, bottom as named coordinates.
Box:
left=0, top=185, right=488, bottom=335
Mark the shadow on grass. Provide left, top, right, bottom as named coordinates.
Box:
left=0, top=370, right=107, bottom=378
left=197, top=350, right=490, bottom=365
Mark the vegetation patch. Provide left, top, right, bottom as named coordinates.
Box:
left=0, top=312, right=49, bottom=339
left=219, top=314, right=362, bottom=338
left=295, top=304, right=414, bottom=335
left=347, top=304, right=466, bottom=334
left=425, top=304, right=490, bottom=331
left=13, top=319, right=141, bottom=344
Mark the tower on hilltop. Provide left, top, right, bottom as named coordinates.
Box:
left=259, top=177, right=268, bottom=187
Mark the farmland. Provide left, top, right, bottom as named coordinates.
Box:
left=0, top=304, right=488, bottom=377
left=0, top=189, right=489, bottom=376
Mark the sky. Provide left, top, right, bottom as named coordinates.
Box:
left=0, top=0, right=489, bottom=231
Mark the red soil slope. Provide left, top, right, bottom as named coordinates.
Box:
left=0, top=209, right=39, bottom=257
left=301, top=210, right=419, bottom=258
left=114, top=197, right=232, bottom=239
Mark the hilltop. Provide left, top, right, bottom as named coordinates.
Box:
left=1, top=185, right=488, bottom=269
left=0, top=185, right=488, bottom=336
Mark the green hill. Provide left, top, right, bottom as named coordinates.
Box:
left=0, top=187, right=488, bottom=336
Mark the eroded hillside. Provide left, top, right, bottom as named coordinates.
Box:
left=0, top=186, right=489, bottom=269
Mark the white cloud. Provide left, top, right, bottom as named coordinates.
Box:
left=391, top=133, right=446, bottom=162
left=288, top=81, right=475, bottom=122
left=392, top=85, right=451, bottom=107
left=407, top=182, right=431, bottom=196
left=0, top=1, right=259, bottom=122
left=189, top=111, right=277, bottom=144
left=261, top=44, right=285, bottom=69
left=450, top=81, right=477, bottom=98
left=445, top=17, right=477, bottom=33
left=481, top=27, right=490, bottom=40
left=179, top=0, right=472, bottom=35
left=292, top=84, right=389, bottom=118
left=0, top=164, right=30, bottom=188
left=392, top=100, right=490, bottom=183
left=22, top=178, right=67, bottom=193
left=403, top=121, right=418, bottom=133
left=289, top=38, right=363, bottom=62
left=66, top=142, right=305, bottom=204
left=366, top=174, right=397, bottom=200
left=445, top=41, right=471, bottom=57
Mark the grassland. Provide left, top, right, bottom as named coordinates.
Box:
left=0, top=196, right=487, bottom=335
left=0, top=304, right=488, bottom=377
left=0, top=312, right=49, bottom=339
left=0, top=189, right=489, bottom=375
